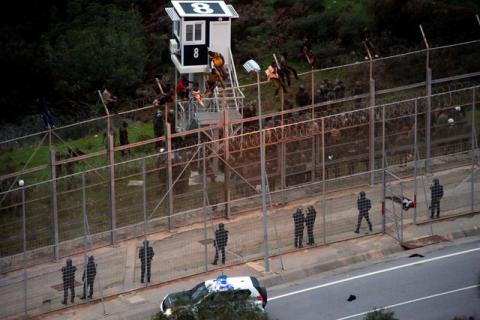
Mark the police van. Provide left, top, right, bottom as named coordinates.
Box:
left=160, top=275, right=267, bottom=317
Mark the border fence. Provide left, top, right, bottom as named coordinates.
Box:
left=0, top=40, right=479, bottom=319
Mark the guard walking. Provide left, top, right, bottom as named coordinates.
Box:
left=293, top=207, right=305, bottom=248
left=305, top=206, right=317, bottom=245
left=355, top=191, right=372, bottom=233
left=139, top=240, right=155, bottom=283
left=213, top=223, right=229, bottom=265
left=81, top=256, right=97, bottom=299
left=61, top=258, right=77, bottom=305
left=430, top=178, right=444, bottom=218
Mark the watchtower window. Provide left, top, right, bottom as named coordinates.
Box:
left=184, top=21, right=205, bottom=44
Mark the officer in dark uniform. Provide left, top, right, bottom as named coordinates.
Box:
left=430, top=178, right=444, bottom=218
left=355, top=191, right=372, bottom=233
left=139, top=240, right=154, bottom=283
left=305, top=206, right=317, bottom=245
left=81, top=256, right=97, bottom=299
left=293, top=207, right=305, bottom=248
left=61, top=258, right=77, bottom=305
left=213, top=223, right=229, bottom=265
left=153, top=101, right=165, bottom=151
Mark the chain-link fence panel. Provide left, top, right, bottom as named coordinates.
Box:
left=431, top=41, right=480, bottom=81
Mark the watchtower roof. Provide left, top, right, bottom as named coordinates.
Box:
left=171, top=1, right=239, bottom=18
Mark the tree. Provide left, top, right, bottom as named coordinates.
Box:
left=364, top=309, right=398, bottom=320
left=153, top=290, right=267, bottom=320
left=44, top=1, right=148, bottom=109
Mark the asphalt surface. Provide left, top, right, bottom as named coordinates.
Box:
left=266, top=240, right=480, bottom=320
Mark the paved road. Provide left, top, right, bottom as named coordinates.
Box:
left=266, top=240, right=480, bottom=320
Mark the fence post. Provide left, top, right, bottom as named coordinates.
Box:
left=166, top=123, right=174, bottom=231
left=108, top=134, right=117, bottom=245
left=142, top=159, right=148, bottom=288
left=49, top=150, right=59, bottom=260
left=413, top=99, right=418, bottom=224
left=21, top=184, right=27, bottom=317
left=382, top=105, right=386, bottom=234
left=369, top=76, right=376, bottom=185
left=202, top=144, right=209, bottom=272
left=420, top=25, right=432, bottom=174
left=472, top=89, right=476, bottom=212
left=321, top=118, right=326, bottom=244
left=223, top=108, right=231, bottom=219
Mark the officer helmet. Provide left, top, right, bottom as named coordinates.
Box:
left=296, top=207, right=302, bottom=213
left=219, top=223, right=224, bottom=229
left=360, top=191, right=366, bottom=197
left=66, top=258, right=72, bottom=266
left=433, top=177, right=439, bottom=184
left=143, top=240, right=149, bottom=246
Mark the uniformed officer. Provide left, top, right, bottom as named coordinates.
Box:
left=293, top=207, right=305, bottom=248
left=355, top=191, right=372, bottom=233
left=305, top=206, right=317, bottom=245
left=213, top=223, right=229, bottom=265
left=61, top=258, right=77, bottom=305
left=81, top=256, right=97, bottom=300
left=139, top=240, right=155, bottom=283
left=430, top=178, right=444, bottom=218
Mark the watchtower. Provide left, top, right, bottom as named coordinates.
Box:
left=165, top=1, right=243, bottom=131
left=166, top=1, right=239, bottom=74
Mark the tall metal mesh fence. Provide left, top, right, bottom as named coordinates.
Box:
left=0, top=43, right=479, bottom=319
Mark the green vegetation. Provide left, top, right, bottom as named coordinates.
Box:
left=364, top=309, right=398, bottom=320
left=2, top=0, right=479, bottom=127
left=153, top=290, right=267, bottom=320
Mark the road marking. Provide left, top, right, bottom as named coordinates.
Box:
left=269, top=247, right=480, bottom=301
left=336, top=284, right=480, bottom=320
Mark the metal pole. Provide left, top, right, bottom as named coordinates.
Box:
left=81, top=172, right=89, bottom=299
left=50, top=150, right=59, bottom=260
left=382, top=105, right=386, bottom=234
left=311, top=67, right=315, bottom=112
left=22, top=185, right=27, bottom=316
left=321, top=118, right=326, bottom=244
left=166, top=123, right=174, bottom=231
left=223, top=108, right=231, bottom=218
left=420, top=25, right=432, bottom=174
left=476, top=14, right=480, bottom=26
left=472, top=89, right=476, bottom=212
left=369, top=78, right=376, bottom=185
left=202, top=144, right=208, bottom=272
left=413, top=100, right=418, bottom=224
left=257, top=71, right=270, bottom=272
left=108, top=134, right=117, bottom=245
left=142, top=159, right=148, bottom=288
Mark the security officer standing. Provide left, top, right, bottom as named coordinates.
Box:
left=213, top=223, right=229, bottom=265
left=293, top=207, right=305, bottom=248
left=305, top=206, right=317, bottom=245
left=430, top=178, right=444, bottom=218
left=139, top=240, right=155, bottom=283
left=355, top=191, right=372, bottom=233
left=81, top=256, right=97, bottom=300
left=61, top=258, right=77, bottom=305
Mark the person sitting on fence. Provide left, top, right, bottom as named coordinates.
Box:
left=300, top=37, right=315, bottom=66
left=266, top=61, right=287, bottom=96
left=191, top=87, right=205, bottom=108
left=102, top=87, right=118, bottom=114
left=206, top=68, right=225, bottom=97
left=176, top=75, right=192, bottom=100
left=208, top=50, right=228, bottom=80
